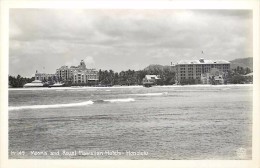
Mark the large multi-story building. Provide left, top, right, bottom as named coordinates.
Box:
left=175, top=58, right=230, bottom=84
left=72, top=69, right=99, bottom=84
left=56, top=60, right=99, bottom=84
left=35, top=71, right=58, bottom=82
left=56, top=66, right=72, bottom=81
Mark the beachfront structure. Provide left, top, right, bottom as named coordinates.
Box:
left=175, top=58, right=230, bottom=84
left=55, top=66, right=72, bottom=81
left=142, top=75, right=160, bottom=86
left=56, top=60, right=99, bottom=84
left=242, top=72, right=253, bottom=84
left=72, top=69, right=99, bottom=84
left=23, top=80, right=44, bottom=88
left=35, top=71, right=58, bottom=82
left=201, top=68, right=225, bottom=85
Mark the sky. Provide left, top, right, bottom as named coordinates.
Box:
left=9, top=9, right=252, bottom=77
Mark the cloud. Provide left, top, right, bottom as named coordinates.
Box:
left=9, top=9, right=252, bottom=76
left=84, top=56, right=95, bottom=68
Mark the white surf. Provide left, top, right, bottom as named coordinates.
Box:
left=9, top=100, right=94, bottom=111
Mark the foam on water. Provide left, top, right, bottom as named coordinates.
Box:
left=9, top=100, right=94, bottom=111
left=104, top=98, right=135, bottom=103
left=9, top=98, right=136, bottom=111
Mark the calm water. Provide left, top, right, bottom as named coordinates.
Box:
left=8, top=85, right=252, bottom=159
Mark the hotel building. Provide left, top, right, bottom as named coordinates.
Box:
left=56, top=60, right=99, bottom=84
left=35, top=71, right=58, bottom=82
left=175, top=58, right=230, bottom=84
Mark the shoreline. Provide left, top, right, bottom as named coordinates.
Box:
left=8, top=84, right=253, bottom=91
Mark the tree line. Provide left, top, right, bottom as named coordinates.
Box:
left=9, top=75, right=34, bottom=88
left=98, top=67, right=175, bottom=86
left=8, top=66, right=252, bottom=88
left=227, top=66, right=252, bottom=84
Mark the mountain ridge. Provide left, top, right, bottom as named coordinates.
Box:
left=229, top=57, right=253, bottom=70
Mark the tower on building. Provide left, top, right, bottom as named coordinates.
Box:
left=79, top=60, right=86, bottom=69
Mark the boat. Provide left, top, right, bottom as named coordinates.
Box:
left=23, top=80, right=44, bottom=88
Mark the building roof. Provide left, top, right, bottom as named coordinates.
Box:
left=177, top=59, right=230, bottom=65
left=32, top=80, right=43, bottom=83
left=57, top=66, right=69, bottom=70
left=24, top=80, right=44, bottom=87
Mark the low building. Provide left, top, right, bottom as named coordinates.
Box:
left=142, top=75, right=160, bottom=87
left=35, top=71, right=58, bottom=82
left=201, top=68, right=225, bottom=85
left=175, top=58, right=230, bottom=84
left=242, top=72, right=253, bottom=84
left=23, top=80, right=44, bottom=88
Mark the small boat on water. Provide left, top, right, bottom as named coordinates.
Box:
left=23, top=80, right=44, bottom=88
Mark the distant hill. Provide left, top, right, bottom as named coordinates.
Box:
left=144, top=64, right=175, bottom=72
left=230, top=57, right=253, bottom=70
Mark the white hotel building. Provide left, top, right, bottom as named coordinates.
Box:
left=56, top=60, right=99, bottom=84
left=175, top=58, right=230, bottom=84
left=35, top=71, right=58, bottom=82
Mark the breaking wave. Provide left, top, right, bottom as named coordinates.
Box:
left=104, top=98, right=135, bottom=103
left=9, top=98, right=135, bottom=111
left=9, top=101, right=94, bottom=111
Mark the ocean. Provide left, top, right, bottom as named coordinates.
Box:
left=8, top=85, right=252, bottom=159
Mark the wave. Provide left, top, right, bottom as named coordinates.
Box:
left=104, top=98, right=135, bottom=103
left=9, top=101, right=94, bottom=111
left=132, top=92, right=168, bottom=96
left=9, top=98, right=135, bottom=111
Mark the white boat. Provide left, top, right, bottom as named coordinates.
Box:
left=23, top=80, right=44, bottom=88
